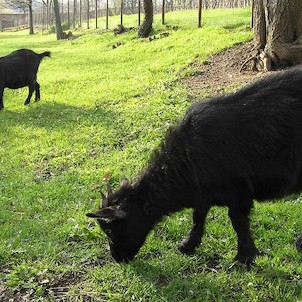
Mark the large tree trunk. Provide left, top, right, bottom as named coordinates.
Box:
left=53, top=0, right=65, bottom=40
left=138, top=0, right=153, bottom=38
left=253, top=0, right=302, bottom=71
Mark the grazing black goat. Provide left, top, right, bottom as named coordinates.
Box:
left=87, top=67, right=302, bottom=264
left=0, top=49, right=51, bottom=110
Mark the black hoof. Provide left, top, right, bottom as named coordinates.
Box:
left=178, top=240, right=199, bottom=255
left=235, top=249, right=259, bottom=265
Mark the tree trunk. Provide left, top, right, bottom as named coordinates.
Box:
left=106, top=0, right=109, bottom=29
left=138, top=0, right=153, bottom=38
left=198, top=0, right=202, bottom=28
left=67, top=0, right=70, bottom=28
left=73, top=0, right=77, bottom=29
left=79, top=0, right=82, bottom=27
left=120, top=0, right=123, bottom=26
left=87, top=0, right=90, bottom=29
left=253, top=0, right=302, bottom=71
left=53, top=0, right=65, bottom=40
left=138, top=0, right=141, bottom=26
left=28, top=1, right=34, bottom=35
left=95, top=0, right=98, bottom=28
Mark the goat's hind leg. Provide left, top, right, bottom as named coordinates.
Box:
left=228, top=203, right=259, bottom=265
left=35, top=82, right=40, bottom=101
left=24, top=83, right=35, bottom=105
left=178, top=207, right=210, bottom=254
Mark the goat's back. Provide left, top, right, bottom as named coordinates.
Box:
left=0, top=49, right=50, bottom=89
left=0, top=49, right=50, bottom=73
left=181, top=67, right=302, bottom=201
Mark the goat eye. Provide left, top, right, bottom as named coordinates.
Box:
left=104, top=228, right=112, bottom=235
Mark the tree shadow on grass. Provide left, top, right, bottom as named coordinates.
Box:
left=126, top=259, right=226, bottom=301
left=0, top=101, right=119, bottom=132
left=223, top=22, right=247, bottom=31
left=127, top=254, right=302, bottom=301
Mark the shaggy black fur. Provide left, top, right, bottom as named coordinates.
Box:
left=0, top=49, right=51, bottom=110
left=87, top=67, right=302, bottom=264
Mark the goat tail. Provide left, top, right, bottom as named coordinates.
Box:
left=39, top=51, right=51, bottom=60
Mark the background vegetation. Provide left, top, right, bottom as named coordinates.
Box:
left=1, top=8, right=301, bottom=301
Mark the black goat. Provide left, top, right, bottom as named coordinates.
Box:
left=0, top=49, right=51, bottom=110
left=87, top=67, right=302, bottom=264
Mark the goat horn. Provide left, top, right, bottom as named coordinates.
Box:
left=100, top=190, right=109, bottom=208
left=106, top=183, right=113, bottom=195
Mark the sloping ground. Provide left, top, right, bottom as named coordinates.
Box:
left=182, top=40, right=271, bottom=97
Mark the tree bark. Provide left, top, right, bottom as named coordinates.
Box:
left=252, top=0, right=302, bottom=71
left=162, top=0, right=165, bottom=25
left=28, top=1, right=34, bottom=34
left=87, top=0, right=90, bottom=29
left=73, top=0, right=77, bottom=29
left=138, top=0, right=153, bottom=38
left=53, top=0, right=65, bottom=40
left=198, top=0, right=202, bottom=28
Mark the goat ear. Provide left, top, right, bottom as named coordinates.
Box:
left=86, top=207, right=127, bottom=222
left=120, top=177, right=131, bottom=188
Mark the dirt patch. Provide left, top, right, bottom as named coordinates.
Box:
left=0, top=271, right=87, bottom=302
left=205, top=254, right=223, bottom=273
left=0, top=284, right=12, bottom=302
left=156, top=274, right=171, bottom=288
left=182, top=40, right=273, bottom=98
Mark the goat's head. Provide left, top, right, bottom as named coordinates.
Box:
left=86, top=178, right=150, bottom=263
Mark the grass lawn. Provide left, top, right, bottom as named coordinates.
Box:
left=1, top=8, right=302, bottom=301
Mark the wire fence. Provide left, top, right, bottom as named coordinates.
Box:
left=1, top=0, right=252, bottom=31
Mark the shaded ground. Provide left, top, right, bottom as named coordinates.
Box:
left=182, top=40, right=271, bottom=98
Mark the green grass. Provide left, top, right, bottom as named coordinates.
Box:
left=1, top=8, right=302, bottom=301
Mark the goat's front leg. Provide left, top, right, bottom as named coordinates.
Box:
left=178, top=207, right=210, bottom=254
left=228, top=205, right=259, bottom=264
left=24, top=83, right=35, bottom=105
left=0, top=86, right=4, bottom=110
